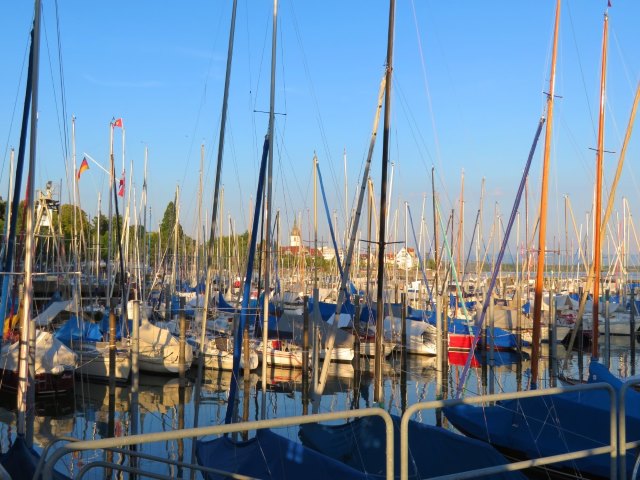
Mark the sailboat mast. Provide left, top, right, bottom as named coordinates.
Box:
left=592, top=12, right=608, bottom=359
left=197, top=0, right=237, bottom=356
left=107, top=123, right=115, bottom=306
left=17, top=0, right=41, bottom=444
left=374, top=0, right=396, bottom=403
left=261, top=0, right=279, bottom=417
left=530, top=0, right=560, bottom=389
left=142, top=146, right=147, bottom=301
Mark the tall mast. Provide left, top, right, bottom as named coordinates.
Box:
left=592, top=11, right=608, bottom=359
left=457, top=169, right=464, bottom=309
left=530, top=0, right=560, bottom=389
left=18, top=0, right=41, bottom=444
left=313, top=153, right=318, bottom=291
left=196, top=144, right=204, bottom=285
left=170, top=186, right=180, bottom=302
left=344, top=147, right=348, bottom=252
left=374, top=0, right=396, bottom=403
left=197, top=0, right=237, bottom=359
left=96, top=192, right=101, bottom=281
left=142, top=146, right=148, bottom=301
left=261, top=0, right=279, bottom=417
left=72, top=116, right=78, bottom=270
left=107, top=122, right=115, bottom=306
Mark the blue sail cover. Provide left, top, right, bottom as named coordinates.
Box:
left=54, top=315, right=103, bottom=344
left=196, top=429, right=369, bottom=480
left=299, top=415, right=525, bottom=479
left=444, top=366, right=640, bottom=478
left=217, top=291, right=238, bottom=313
left=308, top=298, right=354, bottom=321
left=0, top=436, right=69, bottom=479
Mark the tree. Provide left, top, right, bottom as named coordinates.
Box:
left=160, top=201, right=184, bottom=253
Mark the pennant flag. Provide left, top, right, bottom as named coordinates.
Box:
left=113, top=118, right=123, bottom=128
left=118, top=172, right=125, bottom=197
left=77, top=157, right=89, bottom=180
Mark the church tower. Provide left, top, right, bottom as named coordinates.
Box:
left=290, top=219, right=301, bottom=247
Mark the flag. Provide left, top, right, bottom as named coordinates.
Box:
left=118, top=172, right=125, bottom=197
left=113, top=118, right=123, bottom=128
left=77, top=157, right=89, bottom=180
left=608, top=0, right=612, bottom=6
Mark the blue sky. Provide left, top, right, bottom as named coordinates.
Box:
left=1, top=1, right=639, bottom=260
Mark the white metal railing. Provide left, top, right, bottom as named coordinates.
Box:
left=39, top=407, right=394, bottom=480
left=618, top=377, right=640, bottom=479
left=401, top=382, right=617, bottom=479
left=36, top=381, right=628, bottom=479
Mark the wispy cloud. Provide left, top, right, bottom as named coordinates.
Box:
left=83, top=74, right=163, bottom=89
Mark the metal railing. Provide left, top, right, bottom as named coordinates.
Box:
left=39, top=407, right=394, bottom=480
left=401, top=382, right=617, bottom=479
left=618, top=377, right=640, bottom=479
left=37, top=381, right=629, bottom=479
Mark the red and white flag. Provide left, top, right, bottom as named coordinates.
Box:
left=113, top=118, right=123, bottom=128
left=118, top=172, right=125, bottom=197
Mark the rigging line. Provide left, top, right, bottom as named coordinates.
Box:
left=462, top=209, right=481, bottom=279
left=227, top=126, right=248, bottom=233
left=287, top=0, right=348, bottom=225
left=558, top=114, right=593, bottom=186
left=41, top=7, right=70, bottom=183
left=455, top=117, right=545, bottom=399
left=251, top=2, right=271, bottom=114
left=178, top=3, right=227, bottom=196
left=275, top=145, right=305, bottom=243
left=0, top=38, right=29, bottom=191
left=54, top=0, right=70, bottom=170
left=497, top=211, right=518, bottom=277
left=565, top=0, right=598, bottom=142
left=393, top=77, right=435, bottom=165
left=394, top=79, right=437, bottom=198
left=406, top=205, right=433, bottom=304
left=610, top=27, right=636, bottom=97
left=409, top=0, right=444, bottom=181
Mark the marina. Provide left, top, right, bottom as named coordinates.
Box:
left=2, top=0, right=640, bottom=478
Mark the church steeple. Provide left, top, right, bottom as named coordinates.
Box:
left=290, top=218, right=301, bottom=247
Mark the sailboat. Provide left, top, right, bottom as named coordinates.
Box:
left=0, top=2, right=72, bottom=478
left=444, top=4, right=640, bottom=478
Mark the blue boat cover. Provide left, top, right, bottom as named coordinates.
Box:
left=0, top=436, right=69, bottom=479
left=299, top=414, right=525, bottom=479
left=308, top=298, right=354, bottom=321
left=217, top=291, right=238, bottom=313
left=55, top=315, right=103, bottom=344
left=196, top=428, right=369, bottom=479
left=98, top=315, right=130, bottom=340
left=444, top=365, right=640, bottom=478
left=447, top=318, right=529, bottom=349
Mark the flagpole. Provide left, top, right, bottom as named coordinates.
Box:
left=107, top=123, right=115, bottom=305
left=72, top=116, right=78, bottom=273
left=82, top=152, right=111, bottom=175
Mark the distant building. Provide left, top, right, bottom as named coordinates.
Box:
left=290, top=220, right=301, bottom=247
left=395, top=247, right=417, bottom=270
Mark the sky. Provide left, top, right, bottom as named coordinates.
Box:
left=1, top=1, right=640, bottom=262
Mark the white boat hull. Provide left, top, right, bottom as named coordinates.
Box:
left=74, top=342, right=131, bottom=382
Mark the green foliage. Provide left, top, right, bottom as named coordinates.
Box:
left=159, top=201, right=185, bottom=255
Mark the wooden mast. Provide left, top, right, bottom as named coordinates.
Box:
left=592, top=11, right=608, bottom=360
left=530, top=0, right=560, bottom=389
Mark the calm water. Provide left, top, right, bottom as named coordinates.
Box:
left=1, top=338, right=638, bottom=478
